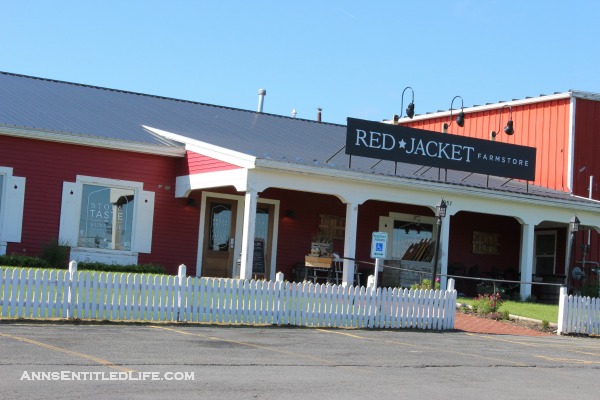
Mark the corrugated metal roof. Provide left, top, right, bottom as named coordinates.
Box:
left=0, top=71, right=596, bottom=205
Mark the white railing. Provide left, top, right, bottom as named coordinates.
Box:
left=557, top=286, right=600, bottom=335
left=0, top=262, right=456, bottom=330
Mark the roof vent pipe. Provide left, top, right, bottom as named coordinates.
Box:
left=257, top=89, right=266, bottom=112
left=291, top=108, right=297, bottom=118
left=317, top=108, right=322, bottom=122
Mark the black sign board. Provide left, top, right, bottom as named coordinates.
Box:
left=252, top=238, right=266, bottom=274
left=346, top=117, right=536, bottom=181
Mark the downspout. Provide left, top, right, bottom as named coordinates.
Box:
left=567, top=94, right=576, bottom=192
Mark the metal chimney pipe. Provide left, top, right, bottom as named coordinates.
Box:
left=257, top=89, right=266, bottom=112
left=317, top=108, right=322, bottom=122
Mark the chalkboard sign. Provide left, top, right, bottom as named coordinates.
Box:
left=252, top=238, right=266, bottom=274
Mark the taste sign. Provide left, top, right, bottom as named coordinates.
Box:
left=346, top=117, right=536, bottom=181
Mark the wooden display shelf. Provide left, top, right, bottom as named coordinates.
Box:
left=305, top=256, right=333, bottom=269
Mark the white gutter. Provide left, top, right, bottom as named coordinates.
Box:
left=0, top=124, right=186, bottom=157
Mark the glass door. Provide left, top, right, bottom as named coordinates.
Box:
left=202, top=198, right=237, bottom=277
left=534, top=231, right=556, bottom=276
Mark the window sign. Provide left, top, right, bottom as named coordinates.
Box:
left=78, top=184, right=134, bottom=250
left=346, top=117, right=536, bottom=181
left=208, top=203, right=232, bottom=251
left=255, top=206, right=270, bottom=241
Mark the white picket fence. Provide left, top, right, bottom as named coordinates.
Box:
left=557, top=286, right=600, bottom=335
left=0, top=262, right=457, bottom=330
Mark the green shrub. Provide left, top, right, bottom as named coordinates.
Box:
left=581, top=281, right=600, bottom=298
left=1, top=253, right=167, bottom=275
left=77, top=262, right=167, bottom=275
left=0, top=254, right=50, bottom=268
left=40, top=238, right=69, bottom=269
left=411, top=278, right=440, bottom=290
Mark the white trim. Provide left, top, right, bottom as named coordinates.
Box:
left=254, top=158, right=600, bottom=212
left=0, top=125, right=185, bottom=157
left=176, top=169, right=248, bottom=197
left=76, top=175, right=144, bottom=189
left=142, top=125, right=256, bottom=168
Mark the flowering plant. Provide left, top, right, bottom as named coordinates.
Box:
left=473, top=292, right=503, bottom=314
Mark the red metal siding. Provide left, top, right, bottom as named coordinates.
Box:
left=0, top=135, right=199, bottom=275
left=403, top=99, right=571, bottom=191
left=572, top=99, right=600, bottom=197
left=178, top=150, right=241, bottom=176
left=571, top=98, right=600, bottom=266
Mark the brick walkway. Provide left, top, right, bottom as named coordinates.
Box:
left=454, top=312, right=551, bottom=336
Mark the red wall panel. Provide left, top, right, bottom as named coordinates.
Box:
left=178, top=150, right=241, bottom=176
left=0, top=135, right=199, bottom=275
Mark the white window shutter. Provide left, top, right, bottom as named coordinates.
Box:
left=0, top=176, right=26, bottom=242
left=131, top=190, right=155, bottom=253
left=58, top=182, right=82, bottom=246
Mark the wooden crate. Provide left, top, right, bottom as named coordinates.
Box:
left=305, top=256, right=333, bottom=269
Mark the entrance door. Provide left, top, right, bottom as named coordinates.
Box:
left=202, top=198, right=237, bottom=277
left=255, top=203, right=275, bottom=278
left=534, top=231, right=557, bottom=276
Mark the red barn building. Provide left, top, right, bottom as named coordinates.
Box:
left=1, top=71, right=600, bottom=301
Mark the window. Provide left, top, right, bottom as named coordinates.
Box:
left=78, top=184, right=135, bottom=251
left=392, top=220, right=434, bottom=261
left=379, top=213, right=436, bottom=262
left=59, top=176, right=154, bottom=263
left=0, top=167, right=26, bottom=254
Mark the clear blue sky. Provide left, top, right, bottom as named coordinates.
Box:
left=2, top=1, right=600, bottom=125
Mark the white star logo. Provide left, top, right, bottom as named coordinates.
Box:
left=399, top=139, right=406, bottom=149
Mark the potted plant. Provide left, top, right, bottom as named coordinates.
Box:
left=311, top=231, right=333, bottom=257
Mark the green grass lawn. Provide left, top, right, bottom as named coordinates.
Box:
left=457, top=297, right=558, bottom=323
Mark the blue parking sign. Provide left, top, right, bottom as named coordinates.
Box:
left=371, top=232, right=388, bottom=259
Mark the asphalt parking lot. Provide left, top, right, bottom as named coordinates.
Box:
left=1, top=322, right=599, bottom=399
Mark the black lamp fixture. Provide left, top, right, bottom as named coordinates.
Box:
left=491, top=105, right=515, bottom=139
left=435, top=199, right=447, bottom=218
left=443, top=95, right=465, bottom=131
left=431, top=199, right=448, bottom=289
left=570, top=215, right=581, bottom=233
left=400, top=86, right=415, bottom=119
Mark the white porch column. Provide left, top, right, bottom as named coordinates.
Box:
left=519, top=222, right=535, bottom=300
left=439, top=214, right=451, bottom=290
left=342, top=202, right=359, bottom=286
left=239, top=189, right=258, bottom=280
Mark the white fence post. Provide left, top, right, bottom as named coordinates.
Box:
left=557, top=286, right=567, bottom=335
left=67, top=260, right=77, bottom=319
left=446, top=278, right=455, bottom=292
left=177, top=264, right=186, bottom=322
left=275, top=272, right=284, bottom=283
